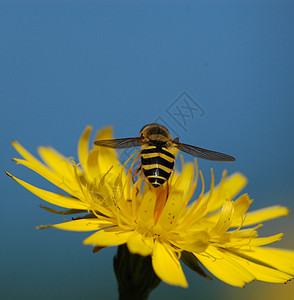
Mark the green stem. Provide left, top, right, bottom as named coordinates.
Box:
left=114, top=244, right=161, bottom=300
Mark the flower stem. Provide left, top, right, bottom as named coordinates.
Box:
left=114, top=244, right=161, bottom=300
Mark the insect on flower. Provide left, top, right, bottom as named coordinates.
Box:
left=6, top=125, right=294, bottom=289
left=94, top=123, right=235, bottom=188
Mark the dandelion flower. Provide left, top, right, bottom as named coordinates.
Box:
left=6, top=126, right=294, bottom=289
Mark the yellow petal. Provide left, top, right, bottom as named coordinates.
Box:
left=224, top=233, right=283, bottom=248
left=12, top=142, right=68, bottom=189
left=241, top=206, right=289, bottom=226
left=233, top=246, right=294, bottom=275
left=175, top=231, right=209, bottom=253
left=38, top=147, right=76, bottom=180
left=86, top=148, right=99, bottom=180
left=156, top=189, right=185, bottom=231
left=218, top=229, right=258, bottom=248
left=12, top=142, right=80, bottom=197
left=204, top=194, right=252, bottom=228
left=94, top=127, right=123, bottom=175
left=211, top=199, right=234, bottom=235
left=229, top=226, right=260, bottom=239
left=223, top=250, right=292, bottom=283
left=97, top=147, right=122, bottom=175
left=95, top=126, right=114, bottom=140
left=127, top=231, right=153, bottom=256
left=39, top=219, right=112, bottom=231
left=138, top=190, right=157, bottom=227
left=177, top=170, right=206, bottom=230
left=173, top=162, right=195, bottom=197
left=83, top=227, right=132, bottom=246
left=230, top=194, right=252, bottom=227
left=78, top=126, right=92, bottom=174
left=195, top=246, right=255, bottom=287
left=12, top=158, right=81, bottom=198
left=91, top=127, right=127, bottom=185
left=246, top=233, right=284, bottom=246
left=6, top=172, right=87, bottom=209
left=12, top=141, right=47, bottom=170
left=206, top=172, right=247, bottom=214
left=152, top=241, right=188, bottom=287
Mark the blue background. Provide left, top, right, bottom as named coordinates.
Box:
left=1, top=1, right=294, bottom=299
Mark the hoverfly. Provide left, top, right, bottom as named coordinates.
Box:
left=94, top=124, right=235, bottom=188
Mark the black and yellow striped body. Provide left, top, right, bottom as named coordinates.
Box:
left=140, top=143, right=175, bottom=188
left=94, top=123, right=235, bottom=188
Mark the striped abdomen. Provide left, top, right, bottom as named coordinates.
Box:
left=140, top=145, right=175, bottom=188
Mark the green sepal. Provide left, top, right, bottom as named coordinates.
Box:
left=114, top=244, right=161, bottom=300
left=39, top=205, right=86, bottom=215
left=181, top=251, right=212, bottom=280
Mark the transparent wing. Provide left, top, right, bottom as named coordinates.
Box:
left=94, top=137, right=142, bottom=149
left=174, top=142, right=235, bottom=161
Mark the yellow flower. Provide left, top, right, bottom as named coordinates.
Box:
left=7, top=126, right=294, bottom=288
